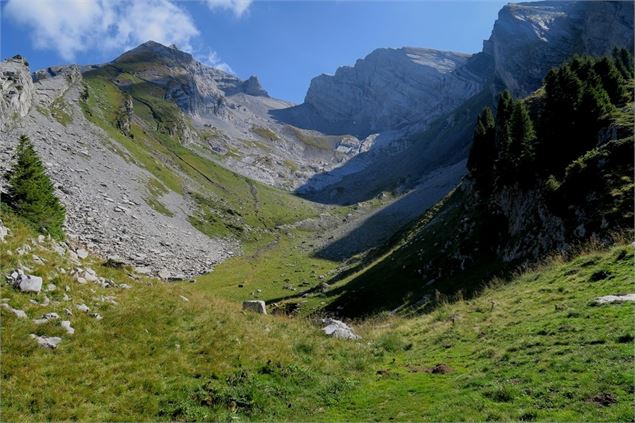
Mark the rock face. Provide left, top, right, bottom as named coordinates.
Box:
left=242, top=300, right=267, bottom=314
left=0, top=55, right=34, bottom=129
left=484, top=1, right=634, bottom=96
left=276, top=47, right=484, bottom=137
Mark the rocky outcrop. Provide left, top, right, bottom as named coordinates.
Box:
left=116, top=94, right=134, bottom=137
left=276, top=47, right=484, bottom=137
left=113, top=41, right=269, bottom=118
left=0, top=55, right=34, bottom=129
left=32, top=64, right=82, bottom=107
left=484, top=1, right=634, bottom=96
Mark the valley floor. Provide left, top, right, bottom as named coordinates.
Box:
left=1, top=210, right=633, bottom=422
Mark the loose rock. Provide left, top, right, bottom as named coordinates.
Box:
left=321, top=318, right=360, bottom=340
left=591, top=294, right=635, bottom=305
left=30, top=334, right=62, bottom=349
left=242, top=300, right=267, bottom=314
left=7, top=269, right=43, bottom=293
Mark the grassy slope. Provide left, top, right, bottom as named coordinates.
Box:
left=2, top=211, right=633, bottom=422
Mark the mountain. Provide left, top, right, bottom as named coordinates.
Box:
left=291, top=1, right=633, bottom=208
left=273, top=47, right=485, bottom=137
left=106, top=41, right=372, bottom=189
left=324, top=51, right=634, bottom=317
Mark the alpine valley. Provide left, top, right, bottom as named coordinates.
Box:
left=0, top=1, right=633, bottom=422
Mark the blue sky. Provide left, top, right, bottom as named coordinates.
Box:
left=1, top=0, right=507, bottom=103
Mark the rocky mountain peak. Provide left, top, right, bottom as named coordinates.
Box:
left=113, top=40, right=195, bottom=67
left=242, top=75, right=268, bottom=97
left=484, top=1, right=634, bottom=95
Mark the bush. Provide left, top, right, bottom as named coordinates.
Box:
left=4, top=135, right=65, bottom=239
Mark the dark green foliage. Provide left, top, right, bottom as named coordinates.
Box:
left=467, top=107, right=496, bottom=188
left=4, top=136, right=65, bottom=239
left=612, top=47, right=634, bottom=79
left=471, top=52, right=631, bottom=189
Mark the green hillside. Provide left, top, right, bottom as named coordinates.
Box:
left=1, top=210, right=633, bottom=421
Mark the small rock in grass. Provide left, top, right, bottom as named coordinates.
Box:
left=591, top=294, right=635, bottom=305
left=242, top=300, right=266, bottom=314
left=76, top=248, right=89, bottom=260
left=321, top=318, right=360, bottom=340
left=0, top=303, right=27, bottom=319
left=179, top=295, right=189, bottom=302
left=30, top=334, right=61, bottom=349
left=7, top=269, right=43, bottom=293
left=76, top=303, right=90, bottom=312
left=61, top=320, right=75, bottom=335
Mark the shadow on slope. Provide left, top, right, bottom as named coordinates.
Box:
left=291, top=86, right=498, bottom=206
left=312, top=160, right=467, bottom=261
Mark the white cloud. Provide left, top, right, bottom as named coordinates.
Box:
left=4, top=0, right=200, bottom=61
left=197, top=50, right=235, bottom=74
left=205, top=0, right=252, bottom=17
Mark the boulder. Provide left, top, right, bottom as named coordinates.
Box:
left=7, top=269, right=43, bottom=293
left=242, top=300, right=267, bottom=314
left=76, top=248, right=89, bottom=259
left=592, top=294, right=635, bottom=305
left=30, top=334, right=62, bottom=349
left=321, top=318, right=361, bottom=340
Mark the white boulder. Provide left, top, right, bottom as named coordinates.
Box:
left=321, top=318, right=361, bottom=340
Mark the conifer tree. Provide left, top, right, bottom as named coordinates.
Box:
left=467, top=107, right=496, bottom=189
left=4, top=135, right=66, bottom=239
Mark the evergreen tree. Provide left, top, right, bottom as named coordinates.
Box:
left=494, top=90, right=514, bottom=151
left=467, top=107, right=496, bottom=189
left=4, top=135, right=66, bottom=239
left=593, top=57, right=628, bottom=105
left=510, top=101, right=536, bottom=165
left=612, top=47, right=634, bottom=79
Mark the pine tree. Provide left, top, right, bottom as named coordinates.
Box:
left=510, top=101, right=536, bottom=183
left=593, top=57, right=628, bottom=105
left=494, top=90, right=514, bottom=151
left=4, top=135, right=66, bottom=239
left=467, top=107, right=496, bottom=190
left=612, top=47, right=634, bottom=79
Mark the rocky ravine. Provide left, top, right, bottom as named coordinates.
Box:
left=0, top=56, right=236, bottom=279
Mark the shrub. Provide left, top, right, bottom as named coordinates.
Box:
left=4, top=135, right=65, bottom=239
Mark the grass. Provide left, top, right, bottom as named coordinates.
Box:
left=50, top=97, right=72, bottom=126
left=251, top=125, right=279, bottom=142
left=2, top=210, right=633, bottom=421
left=144, top=177, right=174, bottom=217
left=287, top=125, right=341, bottom=150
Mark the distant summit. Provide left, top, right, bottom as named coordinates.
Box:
left=113, top=40, right=196, bottom=67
